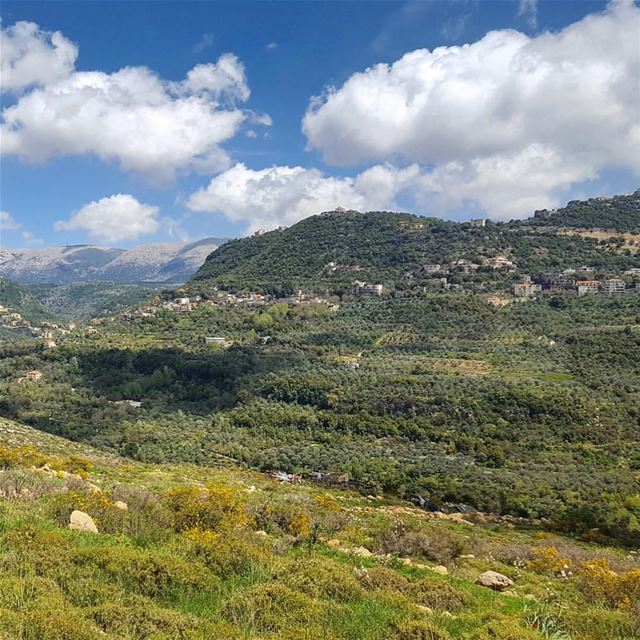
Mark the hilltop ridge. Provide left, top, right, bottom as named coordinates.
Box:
left=191, top=192, right=640, bottom=292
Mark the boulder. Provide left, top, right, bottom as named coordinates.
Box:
left=69, top=510, right=98, bottom=533
left=349, top=546, right=373, bottom=558
left=255, top=530, right=268, bottom=537
left=475, top=570, right=514, bottom=591
left=431, top=565, right=448, bottom=576
left=114, top=501, right=128, bottom=511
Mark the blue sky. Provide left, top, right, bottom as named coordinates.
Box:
left=1, top=0, right=638, bottom=248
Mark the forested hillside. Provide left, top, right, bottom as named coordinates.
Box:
left=0, top=278, right=163, bottom=323
left=1, top=291, right=639, bottom=545
left=2, top=193, right=640, bottom=638
left=525, top=190, right=640, bottom=232
left=0, top=277, right=52, bottom=323
left=191, top=192, right=640, bottom=293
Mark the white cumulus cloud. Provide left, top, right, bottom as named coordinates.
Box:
left=1, top=22, right=260, bottom=182
left=54, top=194, right=160, bottom=243
left=517, top=0, right=538, bottom=29
left=1, top=211, right=22, bottom=230
left=178, top=54, right=250, bottom=102
left=0, top=21, right=78, bottom=92
left=187, top=162, right=417, bottom=232
left=303, top=0, right=640, bottom=218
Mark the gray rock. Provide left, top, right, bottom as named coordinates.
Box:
left=475, top=570, right=514, bottom=591
left=69, top=510, right=98, bottom=533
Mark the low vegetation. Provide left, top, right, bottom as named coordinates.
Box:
left=0, top=429, right=638, bottom=640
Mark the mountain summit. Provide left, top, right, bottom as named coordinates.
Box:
left=0, top=237, right=227, bottom=284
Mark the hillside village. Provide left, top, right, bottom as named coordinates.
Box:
left=120, top=257, right=640, bottom=324
left=0, top=303, right=74, bottom=341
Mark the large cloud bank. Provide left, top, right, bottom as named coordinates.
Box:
left=1, top=23, right=258, bottom=182
left=299, top=0, right=639, bottom=219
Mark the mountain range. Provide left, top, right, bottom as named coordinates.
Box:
left=0, top=237, right=227, bottom=284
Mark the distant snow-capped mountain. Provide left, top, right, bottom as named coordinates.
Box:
left=0, top=238, right=227, bottom=284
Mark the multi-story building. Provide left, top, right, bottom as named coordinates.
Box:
left=513, top=282, right=542, bottom=297
left=576, top=280, right=600, bottom=296
left=354, top=282, right=384, bottom=296
left=601, top=278, right=625, bottom=295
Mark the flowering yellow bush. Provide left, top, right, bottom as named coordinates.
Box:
left=526, top=547, right=571, bottom=575
left=0, top=445, right=47, bottom=469
left=182, top=527, right=221, bottom=548
left=314, top=493, right=340, bottom=512
left=580, top=558, right=640, bottom=609
left=163, top=484, right=248, bottom=532
left=0, top=445, right=91, bottom=477
left=288, top=512, right=312, bottom=537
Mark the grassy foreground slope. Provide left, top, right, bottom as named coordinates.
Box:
left=1, top=417, right=639, bottom=640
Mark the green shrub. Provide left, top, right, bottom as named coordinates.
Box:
left=412, top=579, right=473, bottom=612
left=392, top=619, right=452, bottom=640
left=360, top=566, right=413, bottom=593
left=70, top=546, right=219, bottom=598
left=223, top=583, right=328, bottom=634
left=275, top=557, right=363, bottom=602
left=90, top=595, right=199, bottom=639
left=15, top=610, right=102, bottom=640
left=183, top=528, right=271, bottom=579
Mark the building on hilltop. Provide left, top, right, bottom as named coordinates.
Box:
left=399, top=220, right=425, bottom=230
left=542, top=273, right=576, bottom=291
left=487, top=256, right=516, bottom=270
left=451, top=259, right=480, bottom=273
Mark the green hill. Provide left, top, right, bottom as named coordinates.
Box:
left=190, top=193, right=640, bottom=293
left=0, top=277, right=52, bottom=323
left=524, top=190, right=640, bottom=232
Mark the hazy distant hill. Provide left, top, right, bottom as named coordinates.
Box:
left=190, top=192, right=640, bottom=292
left=0, top=237, right=227, bottom=284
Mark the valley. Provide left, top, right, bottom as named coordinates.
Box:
left=1, top=192, right=639, bottom=639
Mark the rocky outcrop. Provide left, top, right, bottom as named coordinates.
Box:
left=475, top=570, right=514, bottom=591
left=69, top=510, right=98, bottom=533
